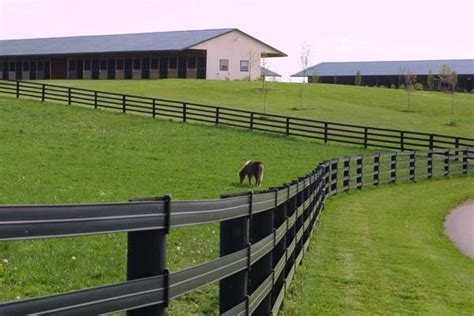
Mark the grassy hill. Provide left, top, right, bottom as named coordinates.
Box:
left=38, top=79, right=474, bottom=137
left=284, top=176, right=474, bottom=315
left=0, top=96, right=368, bottom=314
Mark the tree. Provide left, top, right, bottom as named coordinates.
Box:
left=247, top=48, right=260, bottom=81
left=261, top=55, right=268, bottom=113
left=355, top=70, right=362, bottom=86
left=427, top=70, right=433, bottom=91
left=440, top=64, right=458, bottom=125
left=404, top=69, right=417, bottom=111
left=299, top=42, right=311, bottom=109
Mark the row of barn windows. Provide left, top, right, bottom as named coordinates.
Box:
left=68, top=56, right=205, bottom=71
left=219, top=59, right=249, bottom=72
left=1, top=60, right=51, bottom=79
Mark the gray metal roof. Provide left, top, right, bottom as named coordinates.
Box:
left=0, top=28, right=236, bottom=57
left=261, top=67, right=281, bottom=77
left=292, top=59, right=474, bottom=77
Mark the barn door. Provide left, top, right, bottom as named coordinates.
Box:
left=51, top=58, right=67, bottom=79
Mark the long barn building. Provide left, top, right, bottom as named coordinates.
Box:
left=292, top=59, right=474, bottom=92
left=0, top=28, right=285, bottom=81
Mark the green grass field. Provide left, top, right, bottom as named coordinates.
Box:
left=283, top=176, right=474, bottom=315
left=0, top=96, right=369, bottom=314
left=37, top=79, right=474, bottom=137
left=1, top=79, right=473, bottom=315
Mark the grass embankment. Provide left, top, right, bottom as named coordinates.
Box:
left=38, top=79, right=474, bottom=137
left=0, top=97, right=369, bottom=314
left=284, top=176, right=474, bottom=315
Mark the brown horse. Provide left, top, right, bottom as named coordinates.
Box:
left=239, top=160, right=264, bottom=186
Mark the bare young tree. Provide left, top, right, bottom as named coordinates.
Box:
left=247, top=48, right=260, bottom=81
left=261, top=55, right=268, bottom=113
left=404, top=69, right=417, bottom=111
left=299, top=43, right=311, bottom=108
left=440, top=64, right=458, bottom=125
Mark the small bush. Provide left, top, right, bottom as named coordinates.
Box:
left=399, top=84, right=406, bottom=90
left=414, top=83, right=424, bottom=91
left=390, top=84, right=397, bottom=89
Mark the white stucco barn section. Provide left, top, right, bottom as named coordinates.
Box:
left=190, top=29, right=286, bottom=80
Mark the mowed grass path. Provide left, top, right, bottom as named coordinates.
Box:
left=38, top=79, right=474, bottom=137
left=283, top=176, right=474, bottom=315
left=0, top=97, right=369, bottom=314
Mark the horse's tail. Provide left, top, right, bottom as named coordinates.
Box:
left=257, top=163, right=264, bottom=186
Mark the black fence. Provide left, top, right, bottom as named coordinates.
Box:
left=0, top=80, right=473, bottom=151
left=0, top=147, right=473, bottom=315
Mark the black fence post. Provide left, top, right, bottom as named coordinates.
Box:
left=286, top=117, right=290, bottom=136
left=364, top=127, right=368, bottom=148
left=373, top=154, right=380, bottom=186
left=400, top=131, right=404, bottom=151
left=182, top=103, right=187, bottom=122
left=429, top=134, right=434, bottom=150
left=324, top=123, right=329, bottom=144
left=152, top=99, right=156, bottom=118
left=94, top=91, right=98, bottom=109
left=409, top=151, right=416, bottom=180
left=271, top=187, right=287, bottom=314
left=249, top=191, right=274, bottom=315
left=444, top=149, right=450, bottom=176
left=462, top=148, right=468, bottom=174
left=41, top=84, right=46, bottom=102
left=455, top=137, right=460, bottom=161
left=390, top=153, right=397, bottom=183
left=250, top=112, right=254, bottom=130
left=427, top=150, right=433, bottom=179
left=127, top=195, right=170, bottom=316
left=16, top=81, right=20, bottom=99
left=343, top=158, right=350, bottom=191
left=215, top=107, right=219, bottom=126
left=356, top=156, right=363, bottom=189
left=219, top=192, right=250, bottom=314
left=67, top=88, right=72, bottom=106
left=330, top=159, right=338, bottom=194
left=122, top=95, right=126, bottom=113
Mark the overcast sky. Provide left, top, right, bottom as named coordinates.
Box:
left=1, top=0, right=473, bottom=81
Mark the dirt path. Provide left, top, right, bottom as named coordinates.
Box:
left=445, top=201, right=474, bottom=260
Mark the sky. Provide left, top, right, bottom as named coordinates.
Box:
left=0, top=0, right=473, bottom=81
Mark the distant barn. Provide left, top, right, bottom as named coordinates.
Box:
left=292, top=59, right=474, bottom=92
left=0, top=28, right=286, bottom=81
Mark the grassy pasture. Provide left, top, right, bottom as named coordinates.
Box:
left=0, top=96, right=370, bottom=314
left=37, top=79, right=474, bottom=137
left=283, top=176, right=474, bottom=315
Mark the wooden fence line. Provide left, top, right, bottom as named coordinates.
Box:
left=0, top=80, right=473, bottom=152
left=0, top=147, right=473, bottom=315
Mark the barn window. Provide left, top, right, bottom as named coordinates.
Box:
left=9, top=62, right=15, bottom=71
left=69, top=60, right=76, bottom=71
left=38, top=61, right=44, bottom=71
left=117, top=59, right=124, bottom=70
left=187, top=56, right=196, bottom=69
left=100, top=60, right=107, bottom=70
left=84, top=60, right=91, bottom=70
left=23, top=61, right=29, bottom=72
left=151, top=58, right=159, bottom=69
left=133, top=58, right=141, bottom=69
left=30, top=61, right=36, bottom=71
left=168, top=57, right=177, bottom=69
left=240, top=60, right=249, bottom=72
left=219, top=59, right=229, bottom=71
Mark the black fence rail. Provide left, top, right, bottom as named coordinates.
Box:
left=0, top=147, right=473, bottom=315
left=1, top=80, right=473, bottom=152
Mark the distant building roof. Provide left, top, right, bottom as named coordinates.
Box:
left=0, top=28, right=285, bottom=57
left=291, top=59, right=474, bottom=77
left=261, top=66, right=281, bottom=77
